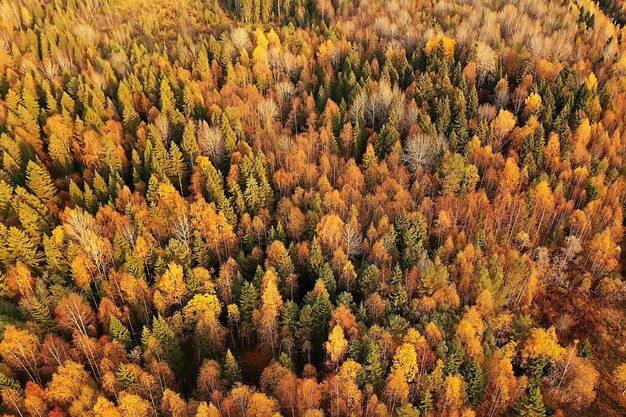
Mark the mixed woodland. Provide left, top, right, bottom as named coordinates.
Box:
left=0, top=0, right=626, bottom=416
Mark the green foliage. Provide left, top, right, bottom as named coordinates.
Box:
left=223, top=349, right=242, bottom=386
left=110, top=316, right=132, bottom=349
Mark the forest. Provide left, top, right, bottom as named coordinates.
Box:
left=0, top=0, right=625, bottom=416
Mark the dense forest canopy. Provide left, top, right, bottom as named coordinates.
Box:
left=0, top=0, right=625, bottom=416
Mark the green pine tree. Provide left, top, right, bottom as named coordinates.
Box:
left=462, top=360, right=485, bottom=405
left=318, top=263, right=336, bottom=298
left=238, top=281, right=260, bottom=324
left=116, top=363, right=137, bottom=389
left=110, top=316, right=132, bottom=349
left=389, top=265, right=408, bottom=314
left=0, top=373, right=21, bottom=391
left=513, top=384, right=547, bottom=417
left=152, top=315, right=184, bottom=376
left=444, top=339, right=464, bottom=375
left=361, top=342, right=385, bottom=393
left=169, top=142, right=186, bottom=192
left=223, top=349, right=242, bottom=386
left=30, top=298, right=54, bottom=332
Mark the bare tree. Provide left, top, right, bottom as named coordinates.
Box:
left=197, top=120, right=224, bottom=167
left=257, top=98, right=279, bottom=131
left=402, top=132, right=445, bottom=173
left=154, top=113, right=170, bottom=145
left=476, top=42, right=498, bottom=87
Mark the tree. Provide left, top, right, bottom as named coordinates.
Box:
left=254, top=269, right=284, bottom=356
left=0, top=326, right=42, bottom=384
left=184, top=293, right=226, bottom=354
left=54, top=293, right=97, bottom=337
left=109, top=316, right=132, bottom=349
left=522, top=327, right=566, bottom=365
left=325, top=325, right=348, bottom=367
left=389, top=266, right=408, bottom=314
left=316, top=214, right=345, bottom=253
left=26, top=160, right=59, bottom=205
left=119, top=392, right=151, bottom=417
left=146, top=315, right=184, bottom=376
left=224, top=349, right=242, bottom=386
left=391, top=343, right=418, bottom=383
left=461, top=361, right=485, bottom=406
left=46, top=361, right=96, bottom=407
left=513, top=384, right=546, bottom=417
left=384, top=369, right=409, bottom=414
left=403, top=132, right=445, bottom=173
left=613, top=363, right=626, bottom=397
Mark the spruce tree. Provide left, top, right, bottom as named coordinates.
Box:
left=361, top=342, right=385, bottom=393
left=223, top=349, right=242, bottom=386
left=238, top=281, right=260, bottom=324
left=110, top=316, right=132, bottom=349
left=318, top=263, right=336, bottom=298
left=30, top=298, right=54, bottom=332
left=311, top=293, right=332, bottom=351
left=152, top=315, right=184, bottom=376
left=116, top=363, right=137, bottom=389
left=513, top=384, right=547, bottom=417
left=389, top=265, right=408, bottom=314
left=462, top=360, right=485, bottom=405
left=444, top=339, right=464, bottom=375
left=420, top=385, right=434, bottom=415
left=169, top=142, right=186, bottom=192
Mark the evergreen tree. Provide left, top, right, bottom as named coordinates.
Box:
left=110, top=316, right=132, bottom=349
left=420, top=384, right=434, bottom=415
left=361, top=342, right=385, bottom=393
left=26, top=161, right=58, bottom=204
left=374, top=122, right=399, bottom=159
left=513, top=384, right=547, bottom=417
left=223, top=349, right=242, bottom=386
left=318, top=262, right=336, bottom=298
left=309, top=236, right=324, bottom=273
left=169, top=142, right=186, bottom=192
left=311, top=292, right=332, bottom=351
left=239, top=281, right=260, bottom=324
left=389, top=265, right=408, bottom=314
left=116, top=363, right=137, bottom=389
left=462, top=360, right=485, bottom=405
left=358, top=264, right=380, bottom=296
left=31, top=298, right=54, bottom=332
left=152, top=315, right=184, bottom=376
left=444, top=339, right=464, bottom=375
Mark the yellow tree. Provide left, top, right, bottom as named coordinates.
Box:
left=0, top=326, right=41, bottom=384
left=254, top=269, right=284, bottom=356
left=45, top=361, right=97, bottom=407
left=118, top=392, right=151, bottom=417
left=183, top=293, right=226, bottom=354
left=614, top=363, right=626, bottom=395
left=384, top=369, right=409, bottom=414
left=522, top=327, right=566, bottom=364
left=391, top=343, right=419, bottom=383
left=195, top=402, right=221, bottom=417
left=441, top=374, right=465, bottom=417
left=316, top=214, right=346, bottom=253
left=325, top=325, right=348, bottom=367
left=155, top=262, right=189, bottom=313
left=455, top=307, right=485, bottom=362
left=94, top=396, right=122, bottom=417
left=191, top=199, right=238, bottom=263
